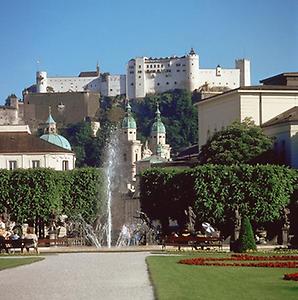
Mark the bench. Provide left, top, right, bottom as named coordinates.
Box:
left=0, top=238, right=38, bottom=253
left=162, top=234, right=223, bottom=250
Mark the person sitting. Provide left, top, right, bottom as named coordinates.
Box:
left=10, top=229, right=20, bottom=240
left=24, top=227, right=38, bottom=253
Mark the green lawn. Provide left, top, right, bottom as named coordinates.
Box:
left=147, top=254, right=298, bottom=300
left=0, top=257, right=44, bottom=271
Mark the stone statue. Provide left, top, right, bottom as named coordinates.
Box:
left=184, top=206, right=196, bottom=233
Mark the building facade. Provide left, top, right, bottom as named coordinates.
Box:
left=196, top=73, right=298, bottom=154
left=120, top=102, right=171, bottom=189
left=0, top=124, right=75, bottom=171
left=127, top=48, right=250, bottom=99
left=35, top=66, right=125, bottom=97
left=262, top=107, right=298, bottom=169
left=30, top=49, right=250, bottom=100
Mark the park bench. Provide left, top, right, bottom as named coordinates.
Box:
left=0, top=238, right=37, bottom=253
left=162, top=234, right=223, bottom=250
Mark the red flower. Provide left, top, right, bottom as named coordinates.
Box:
left=284, top=273, right=298, bottom=281
left=179, top=255, right=298, bottom=269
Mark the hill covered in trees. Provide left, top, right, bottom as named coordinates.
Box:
left=132, top=89, right=198, bottom=155
left=63, top=89, right=198, bottom=167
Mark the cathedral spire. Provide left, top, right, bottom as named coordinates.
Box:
left=45, top=106, right=57, bottom=134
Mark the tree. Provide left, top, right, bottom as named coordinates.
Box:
left=199, top=118, right=273, bottom=165
left=237, top=216, right=257, bottom=252
left=133, top=89, right=198, bottom=154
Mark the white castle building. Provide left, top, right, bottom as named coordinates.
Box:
left=35, top=64, right=126, bottom=97
left=126, top=48, right=250, bottom=99
left=32, top=49, right=250, bottom=100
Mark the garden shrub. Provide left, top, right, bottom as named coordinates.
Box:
left=237, top=216, right=257, bottom=252
left=0, top=168, right=105, bottom=225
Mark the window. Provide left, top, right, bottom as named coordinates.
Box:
left=135, top=154, right=138, bottom=161
left=174, top=81, right=177, bottom=84
left=32, top=160, right=40, bottom=169
left=138, top=76, right=141, bottom=78
left=123, top=153, right=127, bottom=162
left=9, top=161, right=17, bottom=170
left=110, top=89, right=113, bottom=91
left=137, top=70, right=142, bottom=73
left=131, top=83, right=134, bottom=86
left=138, top=65, right=141, bottom=68
left=62, top=160, right=69, bottom=171
left=157, top=83, right=160, bottom=86
left=177, top=70, right=180, bottom=72
left=166, top=82, right=169, bottom=85
left=176, top=63, right=181, bottom=66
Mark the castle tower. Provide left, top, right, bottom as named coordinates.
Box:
left=235, top=59, right=251, bottom=86
left=36, top=71, right=48, bottom=93
left=121, top=102, right=142, bottom=183
left=149, top=104, right=171, bottom=160
left=186, top=48, right=200, bottom=91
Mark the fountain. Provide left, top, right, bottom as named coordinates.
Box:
left=103, top=129, right=121, bottom=248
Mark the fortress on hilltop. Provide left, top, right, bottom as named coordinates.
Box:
left=29, top=49, right=250, bottom=100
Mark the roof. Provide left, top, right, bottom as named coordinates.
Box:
left=196, top=85, right=298, bottom=104
left=46, top=114, right=56, bottom=124
left=260, top=72, right=298, bottom=85
left=262, top=106, right=298, bottom=127
left=175, top=144, right=199, bottom=161
left=0, top=132, right=73, bottom=154
left=78, top=71, right=99, bottom=77
left=40, top=134, right=72, bottom=150
left=151, top=106, right=166, bottom=134
left=138, top=155, right=167, bottom=163
left=122, top=103, right=137, bottom=129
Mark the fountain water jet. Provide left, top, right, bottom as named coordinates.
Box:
left=103, top=129, right=121, bottom=248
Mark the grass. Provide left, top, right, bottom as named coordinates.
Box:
left=0, top=256, right=44, bottom=271
left=147, top=253, right=298, bottom=300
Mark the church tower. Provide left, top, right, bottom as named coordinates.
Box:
left=149, top=104, right=171, bottom=160
left=121, top=102, right=142, bottom=185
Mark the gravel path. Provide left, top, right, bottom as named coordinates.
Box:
left=0, top=252, right=154, bottom=300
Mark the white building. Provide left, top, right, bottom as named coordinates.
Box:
left=0, top=118, right=75, bottom=171
left=196, top=72, right=298, bottom=167
left=35, top=65, right=126, bottom=97
left=262, top=106, right=298, bottom=168
left=32, top=49, right=249, bottom=100
left=127, top=48, right=250, bottom=99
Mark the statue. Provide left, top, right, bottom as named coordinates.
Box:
left=184, top=206, right=196, bottom=233
left=234, top=205, right=241, bottom=240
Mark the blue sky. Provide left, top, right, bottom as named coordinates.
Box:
left=0, top=0, right=297, bottom=103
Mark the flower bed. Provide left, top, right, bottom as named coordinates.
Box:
left=179, top=254, right=298, bottom=269
left=284, top=273, right=298, bottom=281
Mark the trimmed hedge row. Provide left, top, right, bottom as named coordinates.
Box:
left=140, top=164, right=297, bottom=230
left=0, top=168, right=105, bottom=224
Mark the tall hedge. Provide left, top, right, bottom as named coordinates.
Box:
left=140, top=164, right=297, bottom=229
left=0, top=168, right=105, bottom=224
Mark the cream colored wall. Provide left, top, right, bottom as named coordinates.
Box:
left=261, top=94, right=298, bottom=124
left=0, top=153, right=75, bottom=170
left=198, top=93, right=240, bottom=149
left=199, top=90, right=298, bottom=150
left=240, top=94, right=260, bottom=124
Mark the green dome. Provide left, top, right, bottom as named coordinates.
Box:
left=151, top=106, right=166, bottom=134
left=122, top=102, right=136, bottom=129
left=40, top=134, right=72, bottom=151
